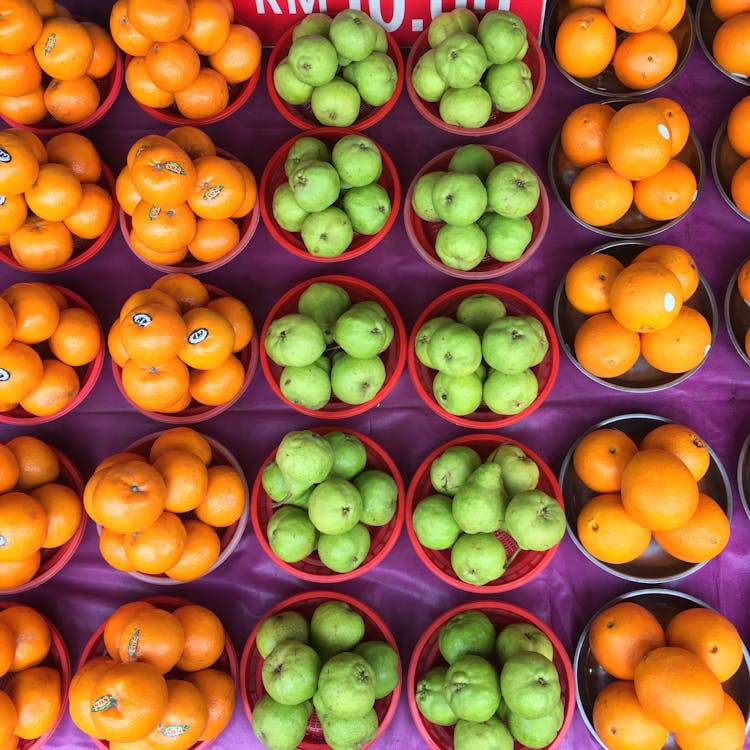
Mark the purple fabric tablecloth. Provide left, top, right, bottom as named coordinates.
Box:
left=2, top=2, right=750, bottom=748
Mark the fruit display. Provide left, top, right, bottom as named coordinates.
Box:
left=72, top=597, right=237, bottom=747
left=85, top=426, right=248, bottom=582
left=252, top=427, right=403, bottom=581
left=108, top=273, right=256, bottom=419
left=576, top=590, right=749, bottom=750
left=116, top=129, right=258, bottom=270
left=113, top=0, right=261, bottom=122
left=713, top=95, right=750, bottom=222
left=561, top=414, right=731, bottom=580
left=706, top=0, right=750, bottom=81
left=553, top=97, right=701, bottom=232
left=0, top=130, right=116, bottom=271
left=0, top=435, right=84, bottom=591
left=408, top=601, right=574, bottom=750
left=405, top=144, right=548, bottom=277
left=409, top=285, right=558, bottom=428
left=0, top=2, right=121, bottom=130
left=241, top=591, right=401, bottom=750
left=407, top=8, right=543, bottom=131
left=268, top=9, right=402, bottom=129
left=550, top=0, right=690, bottom=93
left=261, top=276, right=405, bottom=416
left=407, top=435, right=565, bottom=591
left=0, top=281, right=104, bottom=421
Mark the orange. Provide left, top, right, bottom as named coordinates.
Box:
left=125, top=56, right=176, bottom=110
left=589, top=601, right=666, bottom=680
left=118, top=607, right=185, bottom=674
left=99, top=527, right=135, bottom=572
left=2, top=128, right=44, bottom=163
left=130, top=142, right=196, bottom=206
left=229, top=159, right=257, bottom=218
left=554, top=8, right=617, bottom=79
left=712, top=0, right=750, bottom=20
left=612, top=29, right=678, bottom=89
left=5, top=435, right=58, bottom=490
left=604, top=102, right=672, bottom=181
left=640, top=306, right=711, bottom=373
left=82, top=21, right=116, bottom=79
left=633, top=158, right=697, bottom=221
left=214, top=0, right=234, bottom=21
left=0, top=0, right=43, bottom=55
left=604, top=0, right=671, bottom=32
left=146, top=38, right=201, bottom=93
left=713, top=13, right=750, bottom=77
left=45, top=132, right=102, bottom=183
left=164, top=519, right=220, bottom=581
left=33, top=16, right=93, bottom=80
left=189, top=352, right=243, bottom=406
left=0, top=692, right=16, bottom=748
left=0, top=131, right=39, bottom=195
left=649, top=97, right=690, bottom=156
left=665, top=607, right=743, bottom=681
left=0, top=194, right=28, bottom=237
left=738, top=257, right=750, bottom=305
left=91, top=460, right=167, bottom=534
left=0, top=552, right=39, bottom=589
left=577, top=492, right=652, bottom=564
left=89, top=661, right=169, bottom=743
left=151, top=273, right=210, bottom=312
left=655, top=0, right=686, bottom=30
left=672, top=692, right=746, bottom=750
left=592, top=680, right=668, bottom=750
left=64, top=182, right=114, bottom=239
left=184, top=668, right=234, bottom=740
left=0, top=444, right=19, bottom=494
left=129, top=230, right=188, bottom=265
left=126, top=134, right=174, bottom=172
left=206, top=296, right=253, bottom=351
left=640, top=422, right=711, bottom=480
left=608, top=260, right=683, bottom=332
left=0, top=85, right=47, bottom=125
left=115, top=166, right=141, bottom=216
left=128, top=0, right=191, bottom=43
left=0, top=491, right=47, bottom=561
left=159, top=388, right=192, bottom=413
left=570, top=163, right=634, bottom=227
left=634, top=646, right=724, bottom=733
left=109, top=0, right=152, bottom=57
left=19, top=358, right=80, bottom=417
left=48, top=306, right=102, bottom=367
left=173, top=604, right=224, bottom=672
left=149, top=426, right=212, bottom=465
left=654, top=492, right=731, bottom=563
left=146, top=679, right=208, bottom=750
left=94, top=452, right=148, bottom=473
left=166, top=125, right=216, bottom=160
left=119, top=288, right=181, bottom=319
left=28, top=281, right=65, bottom=309
left=189, top=155, right=245, bottom=220
left=30, top=482, right=81, bottom=548
left=44, top=74, right=101, bottom=125
left=107, top=319, right=130, bottom=368
left=0, top=298, right=14, bottom=353
left=178, top=307, right=235, bottom=370
left=103, top=600, right=154, bottom=659
left=184, top=0, right=230, bottom=56
left=207, top=23, right=261, bottom=83
left=153, top=448, right=208, bottom=512
left=632, top=243, right=699, bottom=300
left=187, top=217, right=239, bottom=262
left=195, top=464, right=245, bottom=527
left=727, top=96, right=750, bottom=157
left=9, top=216, right=74, bottom=271
left=119, top=301, right=188, bottom=366
left=68, top=656, right=117, bottom=737
left=574, top=312, right=642, bottom=379
left=122, top=358, right=191, bottom=412
left=0, top=604, right=50, bottom=671
left=124, top=510, right=187, bottom=574
left=131, top=200, right=197, bottom=253
left=0, top=619, right=13, bottom=678
left=560, top=102, right=616, bottom=168
left=7, top=665, right=60, bottom=740
left=0, top=49, right=41, bottom=97
left=174, top=66, right=228, bottom=120
left=730, top=156, right=750, bottom=216
left=620, top=448, right=699, bottom=530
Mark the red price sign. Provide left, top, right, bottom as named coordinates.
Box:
left=234, top=0, right=547, bottom=46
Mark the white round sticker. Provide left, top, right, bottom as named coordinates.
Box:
left=663, top=292, right=676, bottom=312
left=657, top=123, right=670, bottom=140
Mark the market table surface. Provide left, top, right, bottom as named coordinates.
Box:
left=2, top=2, right=749, bottom=749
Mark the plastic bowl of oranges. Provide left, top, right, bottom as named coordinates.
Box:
left=548, top=97, right=705, bottom=238
left=240, top=589, right=401, bottom=750
left=545, top=0, right=694, bottom=97
left=407, top=283, right=559, bottom=430
left=0, top=282, right=105, bottom=425
left=407, top=600, right=575, bottom=750
left=559, top=413, right=732, bottom=583
left=405, top=434, right=565, bottom=594
left=711, top=98, right=750, bottom=222
left=403, top=145, right=549, bottom=280
left=723, top=256, right=750, bottom=367
left=250, top=426, right=404, bottom=584
left=575, top=588, right=750, bottom=750
left=697, top=0, right=750, bottom=87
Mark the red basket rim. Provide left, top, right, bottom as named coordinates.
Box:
left=259, top=273, right=407, bottom=419
left=249, top=424, right=405, bottom=583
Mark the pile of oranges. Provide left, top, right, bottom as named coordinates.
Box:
left=590, top=600, right=746, bottom=750
left=108, top=273, right=253, bottom=415
left=0, top=435, right=82, bottom=589
left=0, top=130, right=114, bottom=271
left=565, top=245, right=712, bottom=380
left=711, top=0, right=750, bottom=78
left=116, top=128, right=257, bottom=267
left=574, top=421, right=729, bottom=565
left=112, top=0, right=261, bottom=120
left=70, top=599, right=236, bottom=747
left=554, top=0, right=684, bottom=90
left=725, top=96, right=750, bottom=218
left=0, top=0, right=117, bottom=127
left=0, top=604, right=64, bottom=745
left=86, top=426, right=246, bottom=581
left=0, top=281, right=102, bottom=417
left=561, top=97, right=696, bottom=226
